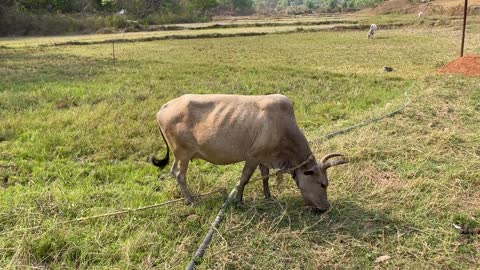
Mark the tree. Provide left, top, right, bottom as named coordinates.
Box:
left=304, top=0, right=315, bottom=9
left=230, top=0, right=254, bottom=14
left=325, top=0, right=337, bottom=10
left=188, top=0, right=218, bottom=14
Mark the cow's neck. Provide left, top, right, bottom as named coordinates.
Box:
left=280, top=129, right=314, bottom=168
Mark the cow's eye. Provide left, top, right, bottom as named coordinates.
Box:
left=321, top=183, right=327, bottom=188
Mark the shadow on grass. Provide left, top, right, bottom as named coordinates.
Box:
left=233, top=195, right=414, bottom=242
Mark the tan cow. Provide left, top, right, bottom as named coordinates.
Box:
left=152, top=94, right=348, bottom=211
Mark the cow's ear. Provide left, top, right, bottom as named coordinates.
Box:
left=303, top=170, right=314, bottom=175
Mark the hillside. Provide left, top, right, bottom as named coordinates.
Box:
left=371, top=0, right=480, bottom=14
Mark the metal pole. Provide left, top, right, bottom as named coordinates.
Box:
left=461, top=0, right=468, bottom=57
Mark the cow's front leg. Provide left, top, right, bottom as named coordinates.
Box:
left=259, top=164, right=273, bottom=200
left=235, top=161, right=258, bottom=205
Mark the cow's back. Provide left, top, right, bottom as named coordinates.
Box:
left=157, top=94, right=297, bottom=165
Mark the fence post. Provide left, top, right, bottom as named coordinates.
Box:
left=461, top=0, right=468, bottom=57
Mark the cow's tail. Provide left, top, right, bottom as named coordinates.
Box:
left=151, top=126, right=169, bottom=170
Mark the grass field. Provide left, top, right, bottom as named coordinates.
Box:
left=0, top=14, right=479, bottom=269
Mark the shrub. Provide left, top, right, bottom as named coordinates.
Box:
left=143, top=12, right=209, bottom=25
left=305, top=0, right=316, bottom=10
left=285, top=5, right=311, bottom=14
left=106, top=15, right=128, bottom=29
left=0, top=9, right=105, bottom=36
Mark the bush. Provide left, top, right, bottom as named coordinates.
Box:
left=231, top=0, right=254, bottom=14
left=0, top=9, right=108, bottom=36
left=305, top=0, right=316, bottom=10
left=352, top=0, right=385, bottom=9
left=285, top=5, right=311, bottom=14
left=143, top=12, right=209, bottom=25
left=106, top=15, right=128, bottom=29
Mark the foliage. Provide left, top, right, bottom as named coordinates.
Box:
left=143, top=12, right=210, bottom=25
left=304, top=0, right=315, bottom=10
left=231, top=0, right=254, bottom=13
left=276, top=0, right=289, bottom=8
left=351, top=0, right=384, bottom=9
left=188, top=0, right=219, bottom=14
left=255, top=0, right=279, bottom=13
left=321, top=0, right=385, bottom=11
left=0, top=0, right=392, bottom=36
left=324, top=0, right=338, bottom=10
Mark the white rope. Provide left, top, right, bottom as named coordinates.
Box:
left=2, top=189, right=225, bottom=235
left=309, top=90, right=411, bottom=144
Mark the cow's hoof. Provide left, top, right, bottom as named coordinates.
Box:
left=305, top=206, right=329, bottom=215
left=234, top=199, right=247, bottom=208
left=234, top=199, right=243, bottom=205
left=185, top=198, right=195, bottom=206
left=264, top=195, right=276, bottom=201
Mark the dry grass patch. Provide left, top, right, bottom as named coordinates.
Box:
left=363, top=165, right=405, bottom=190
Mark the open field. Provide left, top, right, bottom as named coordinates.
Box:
left=1, top=14, right=478, bottom=48
left=0, top=14, right=479, bottom=269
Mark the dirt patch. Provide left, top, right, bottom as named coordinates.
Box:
left=438, top=55, right=480, bottom=76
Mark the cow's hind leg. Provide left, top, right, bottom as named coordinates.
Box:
left=235, top=161, right=258, bottom=205
left=259, top=165, right=273, bottom=200
left=171, top=158, right=194, bottom=204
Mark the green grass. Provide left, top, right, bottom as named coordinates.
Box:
left=0, top=15, right=479, bottom=268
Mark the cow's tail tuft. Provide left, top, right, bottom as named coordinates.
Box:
left=152, top=126, right=170, bottom=170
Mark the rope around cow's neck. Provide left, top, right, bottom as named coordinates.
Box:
left=251, top=154, right=315, bottom=184
left=186, top=87, right=413, bottom=270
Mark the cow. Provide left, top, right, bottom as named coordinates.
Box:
left=368, top=24, right=377, bottom=39
left=151, top=94, right=348, bottom=211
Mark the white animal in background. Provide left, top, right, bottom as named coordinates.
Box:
left=418, top=12, right=424, bottom=18
left=117, top=9, right=127, bottom=15
left=368, top=24, right=377, bottom=39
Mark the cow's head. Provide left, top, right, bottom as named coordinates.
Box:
left=293, top=153, right=348, bottom=212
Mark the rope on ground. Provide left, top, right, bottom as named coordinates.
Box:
left=3, top=189, right=225, bottom=236
left=186, top=87, right=413, bottom=269
left=309, top=90, right=411, bottom=144
left=186, top=185, right=238, bottom=270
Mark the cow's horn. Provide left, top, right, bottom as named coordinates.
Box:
left=320, top=153, right=345, bottom=163
left=319, top=153, right=348, bottom=170
left=320, top=159, right=349, bottom=170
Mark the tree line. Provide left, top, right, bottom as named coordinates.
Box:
left=2, top=0, right=383, bottom=16
left=0, top=0, right=383, bottom=36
